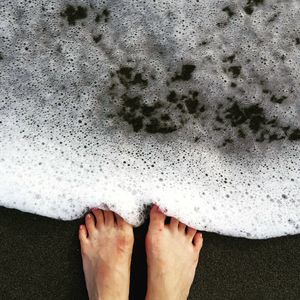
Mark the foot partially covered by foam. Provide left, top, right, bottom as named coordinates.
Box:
left=146, top=205, right=203, bottom=300
left=79, top=208, right=134, bottom=300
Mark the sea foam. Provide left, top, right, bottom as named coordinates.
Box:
left=0, top=0, right=300, bottom=238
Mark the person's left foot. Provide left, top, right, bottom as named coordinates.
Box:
left=79, top=208, right=134, bottom=300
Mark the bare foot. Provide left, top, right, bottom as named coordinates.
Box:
left=79, top=208, right=134, bottom=300
left=145, top=205, right=203, bottom=300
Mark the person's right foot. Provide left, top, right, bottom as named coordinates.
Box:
left=145, top=205, right=203, bottom=300
left=79, top=208, right=134, bottom=300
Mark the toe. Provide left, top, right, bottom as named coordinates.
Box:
left=170, top=217, right=179, bottom=231
left=149, top=205, right=166, bottom=230
left=178, top=221, right=186, bottom=232
left=92, top=208, right=104, bottom=227
left=85, top=213, right=96, bottom=234
left=104, top=210, right=115, bottom=226
left=115, top=213, right=125, bottom=227
left=193, top=232, right=203, bottom=252
left=79, top=224, right=88, bottom=242
left=186, top=226, right=197, bottom=241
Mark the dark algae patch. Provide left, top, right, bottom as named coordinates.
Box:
left=122, top=95, right=141, bottom=112
left=60, top=5, right=87, bottom=25
left=145, top=118, right=177, bottom=134
left=109, top=65, right=206, bottom=134
left=93, top=34, right=102, bottom=43
left=222, top=6, right=235, bottom=18
left=185, top=92, right=199, bottom=114
left=141, top=103, right=159, bottom=117
left=222, top=55, right=242, bottom=79
left=116, top=67, right=148, bottom=89
left=228, top=66, right=241, bottom=78
left=219, top=100, right=300, bottom=143
left=117, top=93, right=178, bottom=134
left=103, top=9, right=110, bottom=22
left=95, top=9, right=110, bottom=23
left=171, top=64, right=196, bottom=81
left=244, top=0, right=264, bottom=15
left=267, top=12, right=280, bottom=23
left=289, top=129, right=300, bottom=141
left=167, top=91, right=178, bottom=103
left=270, top=95, right=287, bottom=104
left=222, top=55, right=236, bottom=63
left=95, top=14, right=100, bottom=23
left=107, top=63, right=300, bottom=147
left=60, top=5, right=110, bottom=27
left=225, top=102, right=266, bottom=133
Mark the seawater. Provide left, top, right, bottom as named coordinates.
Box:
left=0, top=0, right=300, bottom=238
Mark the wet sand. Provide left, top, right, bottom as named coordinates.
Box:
left=0, top=206, right=299, bottom=300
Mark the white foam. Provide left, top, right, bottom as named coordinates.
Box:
left=0, top=0, right=300, bottom=238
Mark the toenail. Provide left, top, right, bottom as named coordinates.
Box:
left=87, top=214, right=91, bottom=218
left=156, top=206, right=163, bottom=213
left=153, top=204, right=160, bottom=211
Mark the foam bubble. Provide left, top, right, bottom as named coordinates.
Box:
left=0, top=0, right=300, bottom=238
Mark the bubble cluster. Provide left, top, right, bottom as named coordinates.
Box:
left=0, top=0, right=300, bottom=238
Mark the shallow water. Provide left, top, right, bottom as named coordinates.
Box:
left=0, top=0, right=300, bottom=238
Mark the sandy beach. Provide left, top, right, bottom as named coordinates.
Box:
left=0, top=206, right=299, bottom=299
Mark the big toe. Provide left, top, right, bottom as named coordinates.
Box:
left=149, top=205, right=166, bottom=230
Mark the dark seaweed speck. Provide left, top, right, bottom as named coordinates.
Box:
left=145, top=118, right=177, bottom=134
left=222, top=6, right=235, bottom=18
left=167, top=91, right=178, bottom=103
left=117, top=67, right=148, bottom=89
left=141, top=104, right=157, bottom=117
left=161, top=114, right=171, bottom=121
left=95, top=14, right=101, bottom=23
left=225, top=102, right=265, bottom=132
left=127, top=115, right=144, bottom=132
left=95, top=9, right=110, bottom=23
left=223, top=55, right=236, bottom=63
left=244, top=0, right=264, bottom=15
left=185, top=98, right=199, bottom=114
left=60, top=5, right=87, bottom=26
left=270, top=95, right=287, bottom=104
left=269, top=134, right=283, bottom=142
left=289, top=129, right=300, bottom=141
left=93, top=34, right=102, bottom=43
left=228, top=66, right=241, bottom=78
left=122, top=95, right=141, bottom=111
left=172, top=64, right=196, bottom=81
left=267, top=13, right=280, bottom=23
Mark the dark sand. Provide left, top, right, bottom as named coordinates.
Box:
left=0, top=206, right=299, bottom=300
